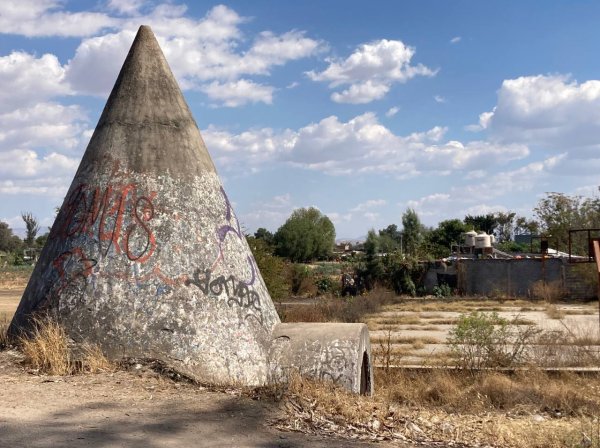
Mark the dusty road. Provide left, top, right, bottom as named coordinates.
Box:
left=0, top=352, right=413, bottom=448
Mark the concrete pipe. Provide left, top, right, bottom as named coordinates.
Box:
left=269, top=322, right=373, bottom=395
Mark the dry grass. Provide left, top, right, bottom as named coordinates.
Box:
left=0, top=313, right=9, bottom=350
left=545, top=304, right=566, bottom=320
left=372, top=335, right=442, bottom=345
left=274, top=368, right=600, bottom=448
left=279, top=288, right=401, bottom=324
left=19, top=317, right=72, bottom=375
left=18, top=316, right=114, bottom=375
left=531, top=324, right=600, bottom=367
left=0, top=267, right=32, bottom=289
left=531, top=280, right=565, bottom=302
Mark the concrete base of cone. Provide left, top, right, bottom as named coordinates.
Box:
left=269, top=323, right=373, bottom=395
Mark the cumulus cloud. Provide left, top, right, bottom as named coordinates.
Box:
left=0, top=102, right=89, bottom=198
left=476, top=74, right=600, bottom=150
left=0, top=0, right=117, bottom=37
left=205, top=112, right=529, bottom=176
left=62, top=5, right=324, bottom=105
left=467, top=74, right=600, bottom=177
left=307, top=39, right=436, bottom=103
left=450, top=36, right=461, bottom=44
left=434, top=95, right=446, bottom=103
left=201, top=80, right=274, bottom=107
left=107, top=0, right=144, bottom=15
left=0, top=103, right=89, bottom=151
left=0, top=52, right=70, bottom=113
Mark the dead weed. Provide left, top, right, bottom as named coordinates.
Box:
left=18, top=316, right=115, bottom=375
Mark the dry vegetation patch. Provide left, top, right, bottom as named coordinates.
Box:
left=274, top=369, right=600, bottom=448
left=0, top=267, right=32, bottom=289
left=17, top=317, right=115, bottom=375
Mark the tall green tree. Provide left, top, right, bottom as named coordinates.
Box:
left=274, top=207, right=336, bottom=262
left=21, top=212, right=40, bottom=247
left=534, top=191, right=600, bottom=253
left=401, top=208, right=423, bottom=258
left=361, top=229, right=384, bottom=289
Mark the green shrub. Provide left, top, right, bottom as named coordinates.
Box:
left=433, top=283, right=452, bottom=298
left=448, top=311, right=540, bottom=372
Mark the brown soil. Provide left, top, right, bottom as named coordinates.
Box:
left=0, top=351, right=407, bottom=448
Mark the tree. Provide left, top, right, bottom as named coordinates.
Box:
left=494, top=212, right=516, bottom=243
left=401, top=208, right=423, bottom=258
left=514, top=216, right=540, bottom=236
left=360, top=229, right=384, bottom=289
left=534, top=191, right=600, bottom=253
left=253, top=227, right=274, bottom=246
left=21, top=212, right=40, bottom=247
left=35, top=232, right=50, bottom=248
left=0, top=222, right=22, bottom=252
left=273, top=207, right=336, bottom=262
left=378, top=224, right=401, bottom=253
left=464, top=214, right=498, bottom=234
left=427, top=219, right=468, bottom=258
left=246, top=236, right=289, bottom=301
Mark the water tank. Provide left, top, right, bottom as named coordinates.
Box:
left=464, top=230, right=477, bottom=246
left=475, top=232, right=491, bottom=248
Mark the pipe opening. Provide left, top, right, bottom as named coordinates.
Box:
left=359, top=351, right=371, bottom=395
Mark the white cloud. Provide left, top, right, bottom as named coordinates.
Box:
left=205, top=112, right=529, bottom=177
left=326, top=212, right=353, bottom=225
left=350, top=199, right=387, bottom=212
left=307, top=39, right=436, bottom=103
left=201, top=80, right=274, bottom=107
left=0, top=177, right=72, bottom=197
left=403, top=155, right=563, bottom=222
left=466, top=74, right=600, bottom=178
left=477, top=74, right=600, bottom=151
left=434, top=95, right=446, bottom=103
left=65, top=29, right=137, bottom=96
left=450, top=36, right=461, bottom=44
left=0, top=149, right=78, bottom=179
left=385, top=106, right=399, bottom=117
left=0, top=103, right=89, bottom=152
left=330, top=80, right=390, bottom=104
left=107, top=0, right=144, bottom=15
left=0, top=0, right=117, bottom=37
left=63, top=5, right=323, bottom=106
left=0, top=52, right=70, bottom=113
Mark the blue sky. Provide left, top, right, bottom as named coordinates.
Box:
left=1, top=1, right=599, bottom=239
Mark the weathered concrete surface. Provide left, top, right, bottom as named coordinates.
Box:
left=270, top=323, right=373, bottom=395
left=9, top=25, right=280, bottom=386
left=9, top=25, right=373, bottom=394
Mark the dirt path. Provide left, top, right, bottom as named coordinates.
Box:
left=0, top=352, right=411, bottom=448
left=0, top=290, right=20, bottom=319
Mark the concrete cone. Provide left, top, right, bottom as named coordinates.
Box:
left=9, top=25, right=280, bottom=386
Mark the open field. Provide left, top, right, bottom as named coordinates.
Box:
left=366, top=298, right=600, bottom=366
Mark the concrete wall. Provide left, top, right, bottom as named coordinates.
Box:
left=426, top=258, right=598, bottom=299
